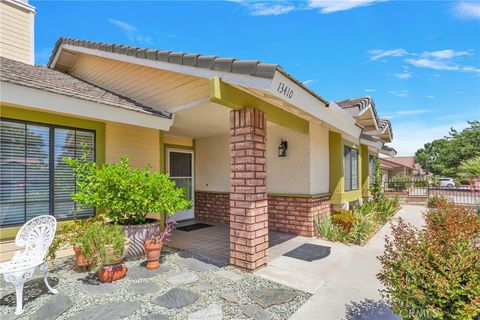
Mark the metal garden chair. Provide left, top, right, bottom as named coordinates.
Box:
left=0, top=215, right=58, bottom=315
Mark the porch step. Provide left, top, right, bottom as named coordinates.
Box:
left=0, top=239, right=74, bottom=263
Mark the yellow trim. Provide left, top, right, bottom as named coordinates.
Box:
left=159, top=131, right=165, bottom=173
left=329, top=131, right=364, bottom=205
left=1, top=219, right=87, bottom=241
left=194, top=190, right=331, bottom=199
left=209, top=77, right=309, bottom=134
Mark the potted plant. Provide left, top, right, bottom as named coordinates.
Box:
left=79, top=223, right=128, bottom=282
left=144, top=218, right=176, bottom=269
left=47, top=214, right=105, bottom=268
left=65, top=149, right=191, bottom=259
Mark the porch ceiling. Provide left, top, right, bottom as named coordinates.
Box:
left=168, top=102, right=230, bottom=138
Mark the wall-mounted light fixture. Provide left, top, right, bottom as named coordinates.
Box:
left=278, top=139, right=288, bottom=157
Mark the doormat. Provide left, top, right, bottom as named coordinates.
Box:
left=177, top=223, right=214, bottom=232
left=283, top=243, right=331, bottom=262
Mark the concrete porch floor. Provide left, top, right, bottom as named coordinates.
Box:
left=168, top=219, right=297, bottom=265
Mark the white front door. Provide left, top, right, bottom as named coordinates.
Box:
left=166, top=148, right=194, bottom=221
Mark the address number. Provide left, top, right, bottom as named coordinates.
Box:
left=276, top=82, right=294, bottom=99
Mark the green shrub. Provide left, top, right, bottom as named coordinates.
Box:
left=331, top=209, right=357, bottom=232
left=389, top=174, right=410, bottom=191
left=346, top=206, right=376, bottom=245
left=79, top=223, right=125, bottom=270
left=427, top=195, right=450, bottom=208
left=65, top=150, right=191, bottom=225
left=314, top=215, right=346, bottom=242
left=374, top=196, right=400, bottom=224
left=378, top=204, right=480, bottom=319
left=413, top=179, right=428, bottom=187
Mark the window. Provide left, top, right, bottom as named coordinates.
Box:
left=0, top=118, right=95, bottom=226
left=344, top=146, right=358, bottom=191
left=369, top=155, right=376, bottom=184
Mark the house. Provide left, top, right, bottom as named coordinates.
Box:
left=0, top=0, right=395, bottom=270
left=380, top=156, right=427, bottom=181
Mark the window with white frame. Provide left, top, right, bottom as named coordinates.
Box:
left=344, top=146, right=359, bottom=191
left=369, top=155, right=376, bottom=184
left=0, top=118, right=95, bottom=226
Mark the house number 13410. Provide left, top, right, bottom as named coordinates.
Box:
left=277, top=82, right=294, bottom=99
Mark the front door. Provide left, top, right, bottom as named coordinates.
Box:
left=166, top=148, right=194, bottom=221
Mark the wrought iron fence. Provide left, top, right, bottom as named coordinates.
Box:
left=384, top=179, right=480, bottom=207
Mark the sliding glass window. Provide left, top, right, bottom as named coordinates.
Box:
left=0, top=118, right=95, bottom=226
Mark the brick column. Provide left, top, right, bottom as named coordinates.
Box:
left=230, top=107, right=268, bottom=271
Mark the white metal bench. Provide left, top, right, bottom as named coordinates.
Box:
left=0, top=215, right=58, bottom=315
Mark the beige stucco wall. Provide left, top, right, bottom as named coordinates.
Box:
left=309, top=122, right=330, bottom=194
left=105, top=122, right=160, bottom=171
left=194, top=122, right=326, bottom=195
left=266, top=123, right=310, bottom=194
left=0, top=0, right=34, bottom=65
left=195, top=134, right=230, bottom=192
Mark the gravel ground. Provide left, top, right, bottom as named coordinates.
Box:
left=0, top=247, right=311, bottom=319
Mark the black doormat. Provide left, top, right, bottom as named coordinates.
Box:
left=283, top=243, right=331, bottom=262
left=177, top=223, right=213, bottom=232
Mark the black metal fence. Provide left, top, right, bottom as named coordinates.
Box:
left=384, top=179, right=480, bottom=206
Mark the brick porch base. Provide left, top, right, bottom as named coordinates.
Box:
left=195, top=191, right=331, bottom=237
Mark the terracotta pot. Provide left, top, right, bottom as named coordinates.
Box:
left=144, top=240, right=163, bottom=270
left=72, top=245, right=92, bottom=267
left=97, top=262, right=127, bottom=283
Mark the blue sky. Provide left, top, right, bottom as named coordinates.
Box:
left=32, top=0, right=480, bottom=156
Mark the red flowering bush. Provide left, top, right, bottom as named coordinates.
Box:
left=378, top=204, right=480, bottom=319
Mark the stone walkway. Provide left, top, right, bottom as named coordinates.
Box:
left=0, top=248, right=310, bottom=320
left=255, top=205, right=425, bottom=320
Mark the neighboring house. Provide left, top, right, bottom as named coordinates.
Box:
left=0, top=0, right=395, bottom=271
left=380, top=156, right=427, bottom=181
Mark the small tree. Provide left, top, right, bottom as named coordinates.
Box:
left=65, top=150, right=191, bottom=225
left=458, top=156, right=480, bottom=191
left=378, top=204, right=480, bottom=319
left=370, top=156, right=383, bottom=201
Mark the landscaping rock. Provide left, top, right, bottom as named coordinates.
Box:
left=188, top=304, right=223, bottom=320
left=69, top=301, right=139, bottom=320
left=31, top=293, right=73, bottom=320
left=153, top=288, right=199, bottom=309
left=172, top=256, right=218, bottom=272
left=216, top=270, right=243, bottom=282
left=241, top=304, right=271, bottom=320
left=220, top=291, right=239, bottom=303
left=192, top=283, right=217, bottom=292
left=249, top=288, right=297, bottom=307
left=141, top=313, right=169, bottom=320
left=126, top=265, right=170, bottom=280
left=129, top=282, right=159, bottom=295
left=166, top=270, right=198, bottom=285
left=80, top=283, right=119, bottom=296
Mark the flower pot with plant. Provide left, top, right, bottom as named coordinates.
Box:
left=65, top=149, right=191, bottom=260
left=144, top=218, right=176, bottom=270
left=78, top=223, right=127, bottom=282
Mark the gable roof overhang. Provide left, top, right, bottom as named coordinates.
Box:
left=48, top=38, right=362, bottom=138
left=0, top=81, right=173, bottom=130
left=380, top=145, right=397, bottom=157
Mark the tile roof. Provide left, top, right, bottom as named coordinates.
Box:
left=383, top=156, right=416, bottom=169
left=0, top=57, right=170, bottom=119
left=48, top=37, right=330, bottom=106
left=49, top=37, right=279, bottom=78
left=336, top=96, right=380, bottom=125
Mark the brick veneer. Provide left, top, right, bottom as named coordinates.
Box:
left=195, top=191, right=332, bottom=238
left=268, top=195, right=331, bottom=237
left=229, top=107, right=268, bottom=271
left=195, top=191, right=230, bottom=223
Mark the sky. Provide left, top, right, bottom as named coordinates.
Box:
left=32, top=0, right=480, bottom=156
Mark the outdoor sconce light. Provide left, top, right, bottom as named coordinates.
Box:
left=278, top=139, right=288, bottom=157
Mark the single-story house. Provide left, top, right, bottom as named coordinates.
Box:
left=380, top=156, right=427, bottom=181
left=0, top=0, right=395, bottom=270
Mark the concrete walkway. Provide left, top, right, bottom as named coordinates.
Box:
left=254, top=205, right=426, bottom=320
